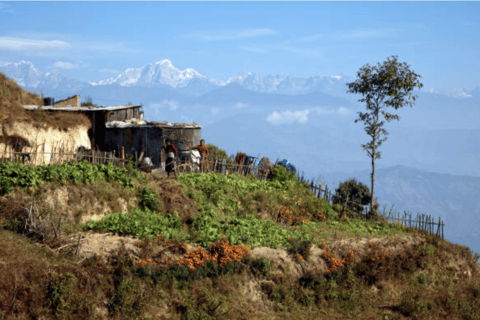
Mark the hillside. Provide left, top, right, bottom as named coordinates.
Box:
left=0, top=72, right=91, bottom=131
left=0, top=160, right=479, bottom=319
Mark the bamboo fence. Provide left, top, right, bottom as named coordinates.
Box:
left=174, top=155, right=272, bottom=180
left=0, top=144, right=129, bottom=167
left=297, top=175, right=445, bottom=239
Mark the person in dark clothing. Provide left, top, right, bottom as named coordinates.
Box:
left=161, top=139, right=178, bottom=177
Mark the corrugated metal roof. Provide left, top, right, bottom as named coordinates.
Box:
left=22, top=105, right=142, bottom=111
left=21, top=105, right=201, bottom=128
left=147, top=121, right=201, bottom=128
left=105, top=120, right=201, bottom=128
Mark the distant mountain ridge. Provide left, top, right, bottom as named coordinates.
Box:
left=2, top=59, right=478, bottom=101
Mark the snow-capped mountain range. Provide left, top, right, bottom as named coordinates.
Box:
left=0, top=60, right=86, bottom=93
left=1, top=59, right=479, bottom=100
left=88, top=59, right=353, bottom=97
left=90, top=59, right=225, bottom=90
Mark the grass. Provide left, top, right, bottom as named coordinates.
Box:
left=0, top=160, right=479, bottom=319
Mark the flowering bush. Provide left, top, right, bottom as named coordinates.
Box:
left=367, top=241, right=391, bottom=268
left=132, top=236, right=251, bottom=271
left=319, top=241, right=358, bottom=274
left=276, top=197, right=310, bottom=226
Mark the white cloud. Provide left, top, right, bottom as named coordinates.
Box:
left=100, top=69, right=121, bottom=74
left=211, top=107, right=221, bottom=115
left=235, top=102, right=249, bottom=109
left=150, top=100, right=179, bottom=111
left=338, top=107, right=350, bottom=116
left=185, top=28, right=277, bottom=41
left=49, top=61, right=80, bottom=70
left=0, top=37, right=72, bottom=51
left=267, top=109, right=310, bottom=125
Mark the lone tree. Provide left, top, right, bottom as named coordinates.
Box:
left=346, top=55, right=423, bottom=217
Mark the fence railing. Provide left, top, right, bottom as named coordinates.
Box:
left=297, top=175, right=445, bottom=239
left=174, top=155, right=271, bottom=180
left=0, top=140, right=154, bottom=168
left=0, top=149, right=129, bottom=166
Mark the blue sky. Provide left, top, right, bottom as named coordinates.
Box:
left=0, top=1, right=479, bottom=91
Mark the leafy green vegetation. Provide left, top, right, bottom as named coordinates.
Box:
left=0, top=160, right=140, bottom=196
left=82, top=207, right=187, bottom=240
left=192, top=212, right=310, bottom=248
left=137, top=187, right=161, bottom=212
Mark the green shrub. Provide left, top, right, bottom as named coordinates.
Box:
left=332, top=178, right=379, bottom=216
left=417, top=273, right=428, bottom=284
left=207, top=143, right=229, bottom=160
left=45, top=272, right=94, bottom=318
left=138, top=187, right=161, bottom=212
left=288, top=238, right=312, bottom=262
left=110, top=269, right=149, bottom=318
left=267, top=165, right=297, bottom=184
left=249, top=257, right=272, bottom=276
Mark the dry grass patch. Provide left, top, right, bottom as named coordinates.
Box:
left=0, top=72, right=91, bottom=132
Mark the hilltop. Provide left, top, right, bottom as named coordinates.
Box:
left=0, top=72, right=90, bottom=131
left=0, top=159, right=479, bottom=319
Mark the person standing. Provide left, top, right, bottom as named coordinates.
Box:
left=161, top=139, right=178, bottom=178
left=188, top=139, right=209, bottom=172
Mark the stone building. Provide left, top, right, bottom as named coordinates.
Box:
left=104, top=121, right=201, bottom=167
left=23, top=95, right=202, bottom=167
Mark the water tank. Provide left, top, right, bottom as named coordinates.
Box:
left=43, top=97, right=55, bottom=106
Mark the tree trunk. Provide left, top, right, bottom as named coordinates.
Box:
left=371, top=153, right=375, bottom=217
left=371, top=127, right=376, bottom=217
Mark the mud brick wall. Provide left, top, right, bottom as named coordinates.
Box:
left=54, top=95, right=80, bottom=107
